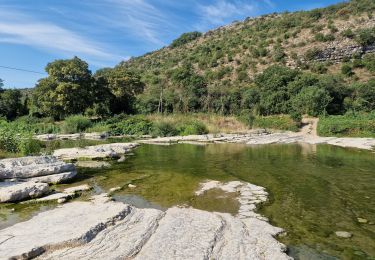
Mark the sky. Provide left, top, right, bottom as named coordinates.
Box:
left=0, top=0, right=346, bottom=88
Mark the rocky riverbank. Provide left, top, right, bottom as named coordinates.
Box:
left=0, top=182, right=291, bottom=260
left=139, top=132, right=375, bottom=150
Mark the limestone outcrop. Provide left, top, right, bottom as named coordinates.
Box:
left=0, top=193, right=291, bottom=260
left=53, top=143, right=139, bottom=160
left=0, top=182, right=49, bottom=203
left=139, top=132, right=375, bottom=150
left=0, top=156, right=77, bottom=184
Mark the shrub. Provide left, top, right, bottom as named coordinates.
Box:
left=109, top=116, right=153, bottom=136
left=355, top=28, right=375, bottom=46
left=152, top=122, right=178, bottom=137
left=19, top=137, right=42, bottom=156
left=305, top=48, right=322, bottom=61
left=363, top=53, right=375, bottom=72
left=341, top=64, right=354, bottom=76
left=177, top=121, right=208, bottom=136
left=61, top=115, right=92, bottom=134
left=253, top=115, right=300, bottom=132
left=171, top=32, right=202, bottom=48
left=0, top=127, right=19, bottom=153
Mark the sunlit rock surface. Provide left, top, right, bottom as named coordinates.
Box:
left=1, top=191, right=290, bottom=260
left=0, top=182, right=49, bottom=203
left=53, top=143, right=139, bottom=160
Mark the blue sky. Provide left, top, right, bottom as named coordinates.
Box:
left=0, top=0, right=345, bottom=88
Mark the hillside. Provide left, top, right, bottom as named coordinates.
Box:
left=120, top=0, right=375, bottom=115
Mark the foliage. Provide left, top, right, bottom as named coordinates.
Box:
left=0, top=89, right=24, bottom=120
left=318, top=113, right=375, bottom=137
left=252, top=115, right=300, bottom=132
left=152, top=122, right=179, bottom=137
left=355, top=27, right=375, bottom=46
left=171, top=32, right=202, bottom=48
left=108, top=116, right=153, bottom=136
left=61, top=115, right=92, bottom=134
left=33, top=57, right=94, bottom=119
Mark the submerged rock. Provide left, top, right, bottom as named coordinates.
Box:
left=0, top=193, right=290, bottom=259
left=75, top=161, right=111, bottom=168
left=53, top=143, right=139, bottom=160
left=0, top=182, right=50, bottom=203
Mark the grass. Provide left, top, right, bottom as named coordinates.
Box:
left=318, top=113, right=375, bottom=137
left=252, top=115, right=300, bottom=132
left=147, top=113, right=249, bottom=134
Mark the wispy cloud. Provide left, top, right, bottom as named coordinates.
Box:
left=196, top=0, right=274, bottom=30
left=99, top=0, right=175, bottom=46
left=0, top=7, right=121, bottom=65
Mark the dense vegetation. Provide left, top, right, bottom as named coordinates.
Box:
left=1, top=0, right=375, bottom=146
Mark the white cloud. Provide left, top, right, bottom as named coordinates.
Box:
left=200, top=0, right=256, bottom=25
left=0, top=8, right=121, bottom=64
left=197, top=0, right=274, bottom=30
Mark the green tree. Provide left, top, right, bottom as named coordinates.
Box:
left=94, top=66, right=144, bottom=114
left=171, top=64, right=207, bottom=113
left=255, top=65, right=300, bottom=115
left=33, top=57, right=94, bottom=119
left=0, top=89, right=23, bottom=120
left=292, top=86, right=332, bottom=116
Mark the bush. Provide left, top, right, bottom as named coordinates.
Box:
left=177, top=121, right=208, bottom=136
left=109, top=116, right=153, bottom=136
left=152, top=122, right=178, bottom=137
left=341, top=64, right=354, bottom=76
left=19, top=137, right=42, bottom=156
left=363, top=53, right=375, bottom=72
left=0, top=127, right=19, bottom=153
left=355, top=28, right=375, bottom=46
left=305, top=48, right=322, bottom=61
left=61, top=115, right=92, bottom=134
left=253, top=115, right=300, bottom=132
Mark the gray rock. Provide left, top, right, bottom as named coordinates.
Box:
left=75, top=161, right=110, bottom=168
left=0, top=195, right=131, bottom=259
left=63, top=184, right=92, bottom=194
left=53, top=143, right=139, bottom=160
left=335, top=231, right=352, bottom=238
left=0, top=156, right=76, bottom=180
left=0, top=182, right=50, bottom=203
left=26, top=171, right=77, bottom=184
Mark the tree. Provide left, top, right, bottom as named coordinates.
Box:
left=255, top=65, right=300, bottom=115
left=33, top=57, right=94, bottom=119
left=0, top=89, right=23, bottom=120
left=94, top=66, right=145, bottom=114
left=291, top=86, right=332, bottom=116
left=170, top=64, right=207, bottom=113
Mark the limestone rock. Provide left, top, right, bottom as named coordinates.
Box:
left=0, top=156, right=76, bottom=180
left=26, top=171, right=77, bottom=184
left=53, top=143, right=138, bottom=160
left=0, top=182, right=49, bottom=203
left=63, top=184, right=91, bottom=194
left=0, top=195, right=131, bottom=259
left=335, top=231, right=352, bottom=238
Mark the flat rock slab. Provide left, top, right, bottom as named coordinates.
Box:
left=0, top=182, right=49, bottom=203
left=53, top=143, right=139, bottom=160
left=37, top=206, right=289, bottom=260
left=0, top=195, right=131, bottom=259
left=0, top=156, right=76, bottom=182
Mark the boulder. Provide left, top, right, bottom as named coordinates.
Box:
left=0, top=182, right=49, bottom=203
left=0, top=156, right=76, bottom=181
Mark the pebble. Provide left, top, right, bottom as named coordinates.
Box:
left=357, top=218, right=368, bottom=224
left=335, top=231, right=352, bottom=238
left=109, top=187, right=122, bottom=192
left=128, top=184, right=137, bottom=188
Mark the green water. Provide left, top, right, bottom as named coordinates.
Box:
left=1, top=143, right=374, bottom=259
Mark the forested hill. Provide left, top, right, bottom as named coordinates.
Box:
left=119, top=0, right=375, bottom=115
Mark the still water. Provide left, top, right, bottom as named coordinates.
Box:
left=1, top=143, right=374, bottom=259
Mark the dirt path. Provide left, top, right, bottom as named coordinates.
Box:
left=300, top=117, right=319, bottom=137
